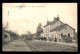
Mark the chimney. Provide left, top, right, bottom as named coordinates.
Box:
left=47, top=21, right=50, bottom=24
left=54, top=15, right=59, bottom=21
left=47, top=17, right=50, bottom=24
left=57, top=14, right=59, bottom=20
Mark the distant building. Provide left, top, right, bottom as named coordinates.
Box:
left=41, top=15, right=75, bottom=42
left=3, top=31, right=10, bottom=44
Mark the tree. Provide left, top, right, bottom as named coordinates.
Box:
left=26, top=31, right=33, bottom=40
left=3, top=22, right=9, bottom=30
left=36, top=23, right=43, bottom=36
left=5, top=30, right=19, bottom=41
left=74, top=32, right=77, bottom=40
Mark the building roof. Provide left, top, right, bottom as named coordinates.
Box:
left=43, top=16, right=75, bottom=32
left=50, top=24, right=66, bottom=32
left=43, top=21, right=51, bottom=27
left=4, top=31, right=10, bottom=36
left=50, top=24, right=74, bottom=32
left=43, top=18, right=59, bottom=27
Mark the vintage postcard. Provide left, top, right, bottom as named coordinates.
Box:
left=2, top=3, right=77, bottom=52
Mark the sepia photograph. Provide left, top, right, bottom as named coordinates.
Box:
left=2, top=3, right=78, bottom=52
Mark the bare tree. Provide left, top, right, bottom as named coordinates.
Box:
left=3, top=22, right=9, bottom=30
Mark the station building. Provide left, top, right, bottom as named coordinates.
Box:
left=41, top=16, right=75, bottom=42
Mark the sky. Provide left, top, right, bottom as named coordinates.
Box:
left=2, top=3, right=77, bottom=35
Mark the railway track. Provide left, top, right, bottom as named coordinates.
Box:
left=24, top=40, right=77, bottom=52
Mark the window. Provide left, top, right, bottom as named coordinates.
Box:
left=47, top=28, right=48, bottom=32
left=68, top=33, right=70, bottom=37
left=47, top=27, right=49, bottom=31
left=46, top=34, right=47, bottom=36
left=61, top=33, right=63, bottom=37
left=52, top=34, right=53, bottom=36
left=4, top=35, right=7, bottom=38
left=47, top=34, right=49, bottom=36
left=46, top=28, right=47, bottom=32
